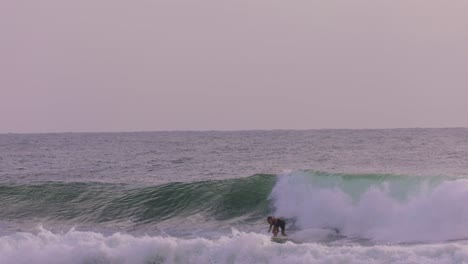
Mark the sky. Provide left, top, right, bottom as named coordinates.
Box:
left=1, top=0, right=468, bottom=133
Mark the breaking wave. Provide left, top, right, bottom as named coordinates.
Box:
left=272, top=171, right=468, bottom=243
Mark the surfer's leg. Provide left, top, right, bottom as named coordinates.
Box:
left=280, top=222, right=286, bottom=236
left=273, top=227, right=279, bottom=237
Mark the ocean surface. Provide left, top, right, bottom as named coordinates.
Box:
left=1, top=128, right=468, bottom=263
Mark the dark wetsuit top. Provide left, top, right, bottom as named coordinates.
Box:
left=274, top=219, right=286, bottom=230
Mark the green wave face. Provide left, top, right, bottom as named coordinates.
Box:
left=0, top=174, right=277, bottom=225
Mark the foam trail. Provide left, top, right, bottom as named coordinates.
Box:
left=271, top=171, right=468, bottom=243
left=2, top=227, right=468, bottom=264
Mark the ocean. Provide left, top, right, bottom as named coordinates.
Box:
left=1, top=128, right=468, bottom=263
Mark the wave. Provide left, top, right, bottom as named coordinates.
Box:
left=1, top=227, right=468, bottom=264
left=3, top=171, right=468, bottom=243
left=0, top=174, right=276, bottom=226
left=271, top=171, right=468, bottom=243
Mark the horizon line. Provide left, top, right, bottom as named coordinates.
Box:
left=1, top=126, right=467, bottom=135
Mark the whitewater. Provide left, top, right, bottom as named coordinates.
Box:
left=1, top=128, right=468, bottom=263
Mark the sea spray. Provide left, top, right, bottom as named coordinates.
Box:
left=271, top=171, right=468, bottom=242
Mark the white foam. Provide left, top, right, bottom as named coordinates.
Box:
left=1, top=227, right=468, bottom=264
left=288, top=228, right=337, bottom=243
left=271, top=171, right=468, bottom=243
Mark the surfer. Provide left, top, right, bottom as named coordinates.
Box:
left=267, top=216, right=286, bottom=237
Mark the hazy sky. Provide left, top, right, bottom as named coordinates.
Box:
left=2, top=0, right=468, bottom=133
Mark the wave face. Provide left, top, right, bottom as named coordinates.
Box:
left=271, top=171, right=468, bottom=243
left=0, top=174, right=276, bottom=230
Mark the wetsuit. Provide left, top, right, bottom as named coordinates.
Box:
left=274, top=219, right=286, bottom=234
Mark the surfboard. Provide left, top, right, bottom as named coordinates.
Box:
left=271, top=236, right=291, bottom=244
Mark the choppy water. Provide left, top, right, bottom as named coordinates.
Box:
left=1, top=128, right=468, bottom=263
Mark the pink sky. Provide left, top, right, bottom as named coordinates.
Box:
left=2, top=0, right=468, bottom=133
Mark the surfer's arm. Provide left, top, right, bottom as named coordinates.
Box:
left=268, top=224, right=272, bottom=232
